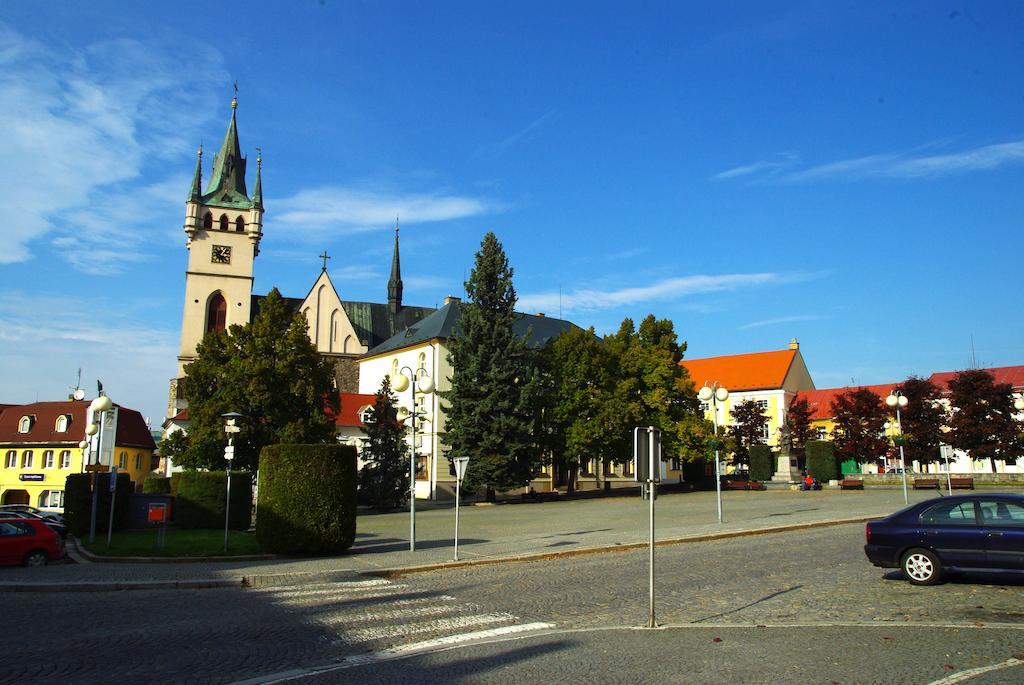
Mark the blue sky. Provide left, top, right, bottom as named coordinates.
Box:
left=2, top=2, right=1022, bottom=425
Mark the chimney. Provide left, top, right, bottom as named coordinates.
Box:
left=789, top=338, right=799, bottom=350
left=444, top=296, right=461, bottom=305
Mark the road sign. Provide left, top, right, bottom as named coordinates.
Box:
left=633, top=427, right=662, bottom=482
left=109, top=466, right=118, bottom=492
left=224, top=444, right=235, bottom=461
left=148, top=503, right=168, bottom=524
left=452, top=456, right=470, bottom=482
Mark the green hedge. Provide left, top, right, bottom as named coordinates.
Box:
left=63, top=472, right=132, bottom=537
left=142, top=476, right=171, bottom=494
left=748, top=445, right=774, bottom=482
left=174, top=471, right=252, bottom=530
left=805, top=440, right=837, bottom=481
left=257, top=444, right=357, bottom=556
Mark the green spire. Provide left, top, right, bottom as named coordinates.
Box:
left=187, top=144, right=203, bottom=202
left=251, top=147, right=263, bottom=210
left=203, top=91, right=250, bottom=209
left=388, top=218, right=403, bottom=313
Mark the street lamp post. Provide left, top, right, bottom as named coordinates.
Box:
left=392, top=367, right=434, bottom=552
left=698, top=382, right=729, bottom=524
left=886, top=391, right=910, bottom=504
left=222, top=412, right=243, bottom=553
left=87, top=394, right=113, bottom=544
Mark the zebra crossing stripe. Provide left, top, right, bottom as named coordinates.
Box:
left=346, top=612, right=518, bottom=642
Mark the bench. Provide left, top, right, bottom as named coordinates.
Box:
left=722, top=479, right=764, bottom=491
left=949, top=477, right=974, bottom=490
left=913, top=478, right=939, bottom=490
left=839, top=478, right=864, bottom=490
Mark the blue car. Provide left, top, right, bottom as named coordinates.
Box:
left=864, top=493, right=1024, bottom=585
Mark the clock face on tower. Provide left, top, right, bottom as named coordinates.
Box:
left=211, top=245, right=231, bottom=264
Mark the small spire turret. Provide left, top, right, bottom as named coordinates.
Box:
left=251, top=147, right=263, bottom=210
left=387, top=218, right=403, bottom=314
left=187, top=144, right=203, bottom=202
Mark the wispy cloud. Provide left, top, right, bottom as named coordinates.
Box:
left=738, top=314, right=826, bottom=330
left=0, top=291, right=177, bottom=421
left=273, top=186, right=495, bottom=236
left=0, top=22, right=228, bottom=268
left=519, top=271, right=816, bottom=315
left=474, top=109, right=560, bottom=159
left=714, top=140, right=1024, bottom=183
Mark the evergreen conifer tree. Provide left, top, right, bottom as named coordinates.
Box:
left=441, top=233, right=538, bottom=500
left=359, top=376, right=408, bottom=511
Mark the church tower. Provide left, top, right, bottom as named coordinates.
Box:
left=387, top=220, right=403, bottom=314
left=169, top=94, right=263, bottom=418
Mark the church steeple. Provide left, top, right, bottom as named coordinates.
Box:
left=204, top=89, right=249, bottom=207
left=388, top=218, right=403, bottom=314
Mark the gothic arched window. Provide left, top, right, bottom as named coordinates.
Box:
left=203, top=212, right=213, bottom=230
left=219, top=214, right=229, bottom=231
left=235, top=216, right=245, bottom=232
left=206, top=293, right=227, bottom=334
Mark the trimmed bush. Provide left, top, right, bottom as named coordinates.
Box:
left=805, top=440, right=837, bottom=481
left=143, top=476, right=171, bottom=494
left=257, top=444, right=357, bottom=556
left=63, top=472, right=132, bottom=536
left=175, top=471, right=252, bottom=530
left=748, top=445, right=774, bottom=482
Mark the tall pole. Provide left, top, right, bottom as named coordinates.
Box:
left=896, top=404, right=908, bottom=504
left=224, top=436, right=233, bottom=553
left=106, top=469, right=117, bottom=546
left=713, top=401, right=723, bottom=525
left=454, top=474, right=461, bottom=561
left=88, top=411, right=104, bottom=544
left=648, top=428, right=656, bottom=629
left=409, top=374, right=417, bottom=553
left=943, top=446, right=953, bottom=494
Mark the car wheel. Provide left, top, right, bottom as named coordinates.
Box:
left=23, top=550, right=49, bottom=567
left=901, top=548, right=942, bottom=586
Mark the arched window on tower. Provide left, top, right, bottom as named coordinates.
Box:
left=206, top=293, right=227, bottom=334
left=219, top=214, right=229, bottom=231
left=203, top=212, right=213, bottom=230
left=235, top=216, right=245, bottom=232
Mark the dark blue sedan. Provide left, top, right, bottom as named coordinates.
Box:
left=864, top=493, right=1024, bottom=585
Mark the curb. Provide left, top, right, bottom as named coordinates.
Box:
left=70, top=537, right=278, bottom=564
left=0, top=569, right=366, bottom=593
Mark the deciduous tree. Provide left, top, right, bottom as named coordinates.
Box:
left=785, top=395, right=815, bottom=462
left=831, top=388, right=888, bottom=466
left=728, top=400, right=768, bottom=466
left=182, top=288, right=338, bottom=472
left=946, top=369, right=1024, bottom=472
left=893, top=377, right=946, bottom=466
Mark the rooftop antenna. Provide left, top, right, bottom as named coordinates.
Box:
left=559, top=284, right=562, bottom=320
left=970, top=334, right=978, bottom=369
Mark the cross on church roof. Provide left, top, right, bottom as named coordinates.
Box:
left=320, top=250, right=331, bottom=271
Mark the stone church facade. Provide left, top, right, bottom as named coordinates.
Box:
left=167, top=97, right=434, bottom=423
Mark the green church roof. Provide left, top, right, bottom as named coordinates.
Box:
left=201, top=98, right=252, bottom=210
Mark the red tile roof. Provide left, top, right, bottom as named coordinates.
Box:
left=332, top=393, right=377, bottom=427
left=0, top=400, right=155, bottom=450
left=797, top=383, right=897, bottom=420
left=681, top=348, right=797, bottom=392
left=929, top=365, right=1024, bottom=391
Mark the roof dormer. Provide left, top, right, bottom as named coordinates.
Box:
left=18, top=415, right=35, bottom=433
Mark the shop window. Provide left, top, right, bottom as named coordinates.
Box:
left=21, top=450, right=33, bottom=468
left=39, top=490, right=64, bottom=508
left=44, top=451, right=54, bottom=469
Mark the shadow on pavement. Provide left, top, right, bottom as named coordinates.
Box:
left=691, top=585, right=803, bottom=623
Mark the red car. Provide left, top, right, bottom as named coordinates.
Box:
left=0, top=517, right=64, bottom=567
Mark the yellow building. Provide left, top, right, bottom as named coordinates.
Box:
left=0, top=399, right=156, bottom=512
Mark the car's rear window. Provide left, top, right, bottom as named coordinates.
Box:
left=978, top=500, right=1024, bottom=528
left=919, top=501, right=977, bottom=526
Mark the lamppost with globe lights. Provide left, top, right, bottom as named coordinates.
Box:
left=698, top=381, right=729, bottom=524
left=392, top=366, right=434, bottom=552
left=85, top=393, right=113, bottom=544
left=886, top=390, right=909, bottom=504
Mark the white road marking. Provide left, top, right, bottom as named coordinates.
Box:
left=924, top=658, right=1023, bottom=685
left=314, top=603, right=468, bottom=625
left=252, top=579, right=398, bottom=594
left=346, top=612, right=517, bottom=642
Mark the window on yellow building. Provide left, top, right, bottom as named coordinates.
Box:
left=21, top=450, right=33, bottom=468
left=119, top=452, right=127, bottom=469
left=60, top=451, right=71, bottom=469
left=135, top=454, right=142, bottom=470
left=43, top=451, right=54, bottom=468
left=4, top=451, right=15, bottom=469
